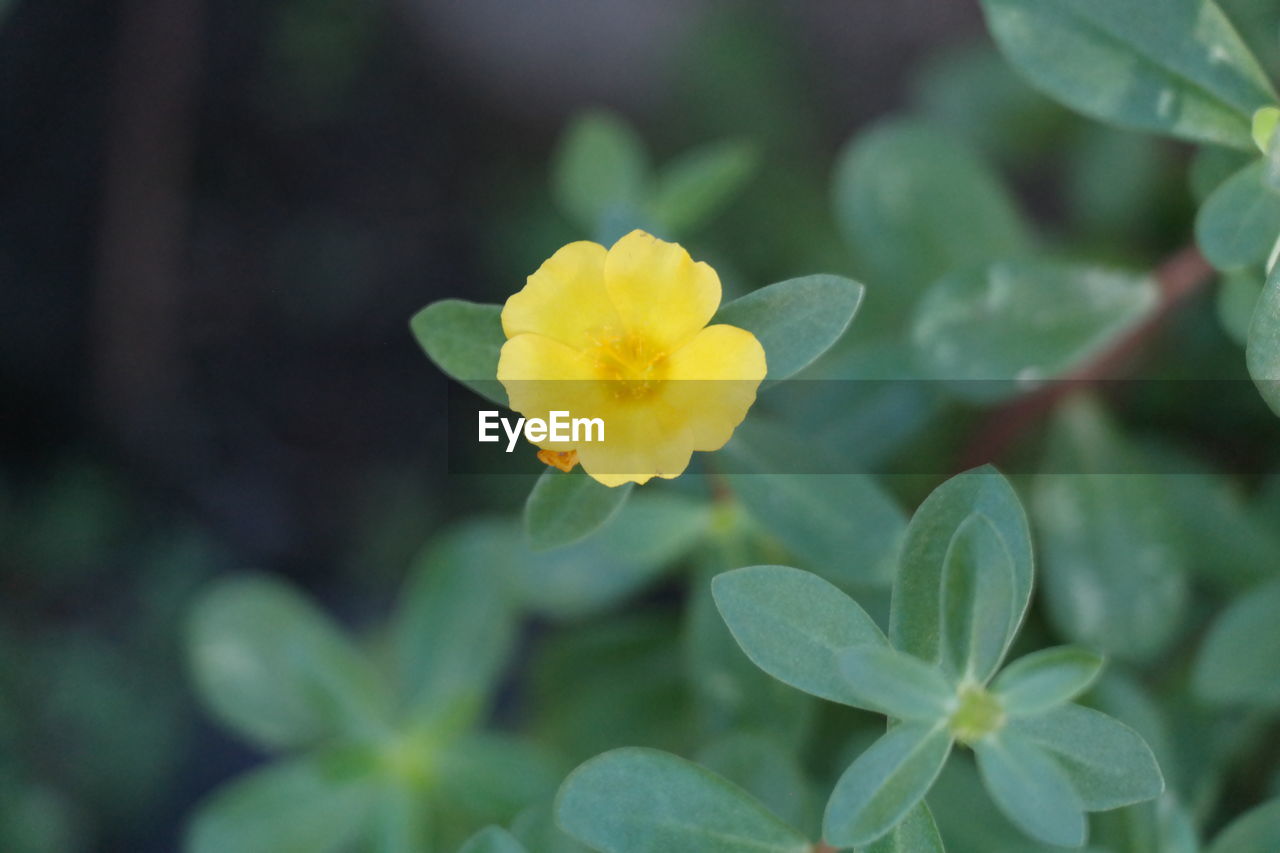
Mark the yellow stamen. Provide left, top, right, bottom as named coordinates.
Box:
left=537, top=448, right=579, bottom=472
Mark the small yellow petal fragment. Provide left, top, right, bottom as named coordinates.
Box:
left=1253, top=106, right=1280, bottom=154
left=537, top=449, right=579, bottom=473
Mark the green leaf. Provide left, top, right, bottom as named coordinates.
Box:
left=524, top=468, right=633, bottom=551
left=1193, top=578, right=1280, bottom=706
left=837, top=646, right=955, bottom=721
left=552, top=112, right=650, bottom=241
left=555, top=748, right=811, bottom=853
left=938, top=513, right=1019, bottom=683
left=1196, top=160, right=1280, bottom=270
left=511, top=802, right=593, bottom=853
left=648, top=140, right=758, bottom=235
left=993, top=647, right=1106, bottom=717
left=435, top=733, right=560, bottom=825
left=1219, top=269, right=1265, bottom=346
left=719, top=472, right=905, bottom=589
left=696, top=732, right=817, bottom=835
left=186, top=752, right=374, bottom=853
left=1032, top=396, right=1191, bottom=661
left=1093, top=794, right=1200, bottom=853
left=974, top=732, right=1087, bottom=848
left=410, top=300, right=507, bottom=406
left=912, top=259, right=1158, bottom=401
left=393, top=521, right=517, bottom=718
left=823, top=722, right=953, bottom=848
left=712, top=565, right=887, bottom=706
left=459, top=827, right=528, bottom=853
left=1208, top=798, right=1280, bottom=853
left=891, top=467, right=1033, bottom=678
left=859, top=803, right=945, bottom=853
left=979, top=0, right=1276, bottom=149
left=519, top=493, right=711, bottom=618
left=713, top=275, right=865, bottom=380
left=1247, top=263, right=1280, bottom=416
left=1190, top=144, right=1253, bottom=202
left=187, top=574, right=390, bottom=750
left=1007, top=704, right=1164, bottom=810
left=366, top=779, right=432, bottom=853
left=832, top=118, right=1033, bottom=325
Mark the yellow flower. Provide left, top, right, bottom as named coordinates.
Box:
left=497, top=230, right=767, bottom=487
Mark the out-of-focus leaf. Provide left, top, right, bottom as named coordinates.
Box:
left=648, top=140, right=758, bottom=235
left=1092, top=794, right=1200, bottom=853
left=1007, top=704, right=1165, bottom=810
left=393, top=521, right=518, bottom=718
left=1220, top=269, right=1266, bottom=345
left=1065, top=127, right=1174, bottom=239
left=365, top=779, right=431, bottom=853
left=1247, top=263, right=1280, bottom=415
left=518, top=492, right=710, bottom=617
left=891, top=467, right=1033, bottom=674
left=511, top=802, right=593, bottom=853
left=1193, top=578, right=1280, bottom=707
left=1032, top=396, right=1190, bottom=661
left=523, top=468, right=632, bottom=551
left=409, top=300, right=507, bottom=406
left=1190, top=145, right=1254, bottom=202
left=823, top=722, right=953, bottom=848
left=187, top=575, right=390, bottom=750
left=434, top=733, right=560, bottom=825
left=912, top=259, right=1157, bottom=401
left=713, top=274, right=864, bottom=381
left=832, top=118, right=1032, bottom=325
left=186, top=752, right=374, bottom=853
left=860, top=803, right=946, bottom=853
left=992, top=646, right=1105, bottom=717
left=1208, top=799, right=1280, bottom=853
left=712, top=565, right=886, bottom=706
left=458, top=826, right=528, bottom=853
left=1196, top=161, right=1280, bottom=270
left=975, top=732, right=1086, bottom=848
left=836, top=646, right=955, bottom=721
left=980, top=0, right=1276, bottom=149
left=552, top=112, right=650, bottom=242
left=556, top=748, right=811, bottom=853
left=696, top=732, right=817, bottom=834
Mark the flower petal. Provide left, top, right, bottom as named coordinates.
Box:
left=661, top=324, right=766, bottom=450
left=497, top=334, right=605, bottom=451
left=501, top=241, right=619, bottom=351
left=576, top=402, right=694, bottom=487
left=604, top=230, right=720, bottom=352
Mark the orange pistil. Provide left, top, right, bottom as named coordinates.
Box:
left=537, top=448, right=579, bottom=473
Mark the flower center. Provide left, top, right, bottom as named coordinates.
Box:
left=586, top=326, right=668, bottom=400
left=948, top=683, right=1006, bottom=745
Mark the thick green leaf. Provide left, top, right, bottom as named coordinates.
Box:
left=859, top=803, right=945, bottom=853
left=1007, top=704, right=1164, bottom=810
left=720, top=473, right=905, bottom=589
left=712, top=565, right=887, bottom=706
left=823, top=722, right=953, bottom=848
left=912, top=259, right=1157, bottom=401
left=519, top=493, right=710, bottom=618
left=980, top=0, right=1276, bottom=149
left=891, top=467, right=1033, bottom=676
left=1247, top=263, right=1280, bottom=415
left=459, top=827, right=528, bottom=853
left=1193, top=578, right=1280, bottom=706
left=552, top=112, right=650, bottom=240
left=186, top=752, right=374, bottom=853
left=555, top=748, right=811, bottom=853
left=187, top=574, right=390, bottom=750
left=939, top=513, right=1018, bottom=683
left=975, top=732, right=1087, bottom=848
left=435, top=733, right=560, bottom=825
left=713, top=275, right=865, bottom=380
left=837, top=646, right=955, bottom=721
left=696, top=732, right=817, bottom=835
left=393, top=521, right=518, bottom=718
left=832, top=118, right=1032, bottom=327
left=993, top=646, right=1105, bottom=717
left=1032, top=397, right=1190, bottom=661
left=524, top=468, right=632, bottom=551
left=1208, top=798, right=1280, bottom=853
left=1197, top=160, right=1280, bottom=270
left=648, top=140, right=758, bottom=235
left=409, top=300, right=507, bottom=406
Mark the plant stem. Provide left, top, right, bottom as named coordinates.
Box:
left=959, top=245, right=1214, bottom=469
